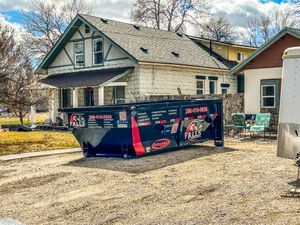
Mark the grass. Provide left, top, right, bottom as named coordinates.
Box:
left=0, top=113, right=48, bottom=126
left=0, top=131, right=80, bottom=156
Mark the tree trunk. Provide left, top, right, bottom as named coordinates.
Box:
left=19, top=116, right=24, bottom=125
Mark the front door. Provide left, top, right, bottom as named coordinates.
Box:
left=84, top=88, right=94, bottom=106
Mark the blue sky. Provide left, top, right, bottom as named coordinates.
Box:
left=0, top=0, right=296, bottom=33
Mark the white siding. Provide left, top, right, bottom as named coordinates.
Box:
left=138, top=64, right=236, bottom=97
left=244, top=67, right=282, bottom=114
left=47, top=23, right=136, bottom=75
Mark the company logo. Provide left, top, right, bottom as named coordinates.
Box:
left=70, top=113, right=85, bottom=128
left=151, top=138, right=171, bottom=150
left=184, top=119, right=210, bottom=142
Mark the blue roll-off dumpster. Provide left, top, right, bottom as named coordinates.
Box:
left=62, top=99, right=224, bottom=158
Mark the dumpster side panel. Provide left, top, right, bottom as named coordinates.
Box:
left=66, top=109, right=134, bottom=156
left=62, top=99, right=223, bottom=157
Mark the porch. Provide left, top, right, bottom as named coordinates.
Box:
left=41, top=67, right=133, bottom=122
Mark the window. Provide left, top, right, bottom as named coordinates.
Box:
left=209, top=80, right=217, bottom=94
left=93, top=39, right=103, bottom=65
left=261, top=85, right=275, bottom=108
left=237, top=52, right=244, bottom=61
left=260, top=79, right=281, bottom=109
left=113, top=86, right=125, bottom=104
left=196, top=79, right=205, bottom=95
left=221, top=88, right=228, bottom=94
left=74, top=41, right=84, bottom=68
left=85, top=24, right=90, bottom=33
left=84, top=88, right=94, bottom=106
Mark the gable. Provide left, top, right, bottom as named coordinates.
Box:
left=244, top=34, right=300, bottom=70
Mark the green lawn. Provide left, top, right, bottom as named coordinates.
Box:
left=0, top=131, right=80, bottom=156
left=0, top=113, right=48, bottom=126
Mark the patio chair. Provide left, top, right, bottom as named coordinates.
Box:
left=250, top=113, right=271, bottom=138
left=231, top=113, right=250, bottom=137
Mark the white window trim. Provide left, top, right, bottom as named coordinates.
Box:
left=196, top=79, right=205, bottom=95
left=261, top=84, right=276, bottom=108
left=74, top=41, right=84, bottom=68
left=209, top=80, right=217, bottom=94
left=93, top=38, right=104, bottom=66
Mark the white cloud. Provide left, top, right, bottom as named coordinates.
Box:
left=0, top=0, right=31, bottom=10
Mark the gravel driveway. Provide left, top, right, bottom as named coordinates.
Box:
left=0, top=139, right=299, bottom=225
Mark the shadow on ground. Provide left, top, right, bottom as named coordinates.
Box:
left=65, top=144, right=237, bottom=174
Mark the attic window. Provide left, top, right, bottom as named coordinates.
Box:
left=85, top=24, right=90, bottom=33
left=101, top=18, right=108, bottom=24
left=172, top=51, right=179, bottom=57
left=140, top=47, right=148, bottom=53
left=133, top=25, right=140, bottom=30
left=176, top=33, right=183, bottom=37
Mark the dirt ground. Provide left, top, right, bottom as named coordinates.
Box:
left=0, top=139, right=299, bottom=225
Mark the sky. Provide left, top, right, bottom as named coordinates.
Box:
left=0, top=0, right=296, bottom=37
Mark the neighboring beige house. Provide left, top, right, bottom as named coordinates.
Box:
left=37, top=14, right=252, bottom=122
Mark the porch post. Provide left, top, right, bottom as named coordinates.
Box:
left=50, top=89, right=58, bottom=123
left=98, top=86, right=104, bottom=105
left=73, top=88, right=78, bottom=108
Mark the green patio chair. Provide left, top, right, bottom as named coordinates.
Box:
left=231, top=113, right=250, bottom=137
left=250, top=113, right=271, bottom=138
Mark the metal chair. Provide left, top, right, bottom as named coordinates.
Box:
left=231, top=113, right=250, bottom=138
left=250, top=113, right=271, bottom=138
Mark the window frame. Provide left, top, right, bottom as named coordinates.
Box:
left=93, top=38, right=104, bottom=66
left=261, top=84, right=276, bottom=108
left=221, top=87, right=228, bottom=94
left=113, top=86, right=126, bottom=104
left=209, top=80, right=217, bottom=94
left=237, top=52, right=245, bottom=61
left=196, top=79, right=205, bottom=95
left=74, top=41, right=85, bottom=68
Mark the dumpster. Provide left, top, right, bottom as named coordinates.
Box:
left=62, top=99, right=224, bottom=158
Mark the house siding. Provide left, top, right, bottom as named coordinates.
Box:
left=138, top=64, right=237, bottom=97
left=244, top=67, right=282, bottom=114
left=244, top=34, right=300, bottom=70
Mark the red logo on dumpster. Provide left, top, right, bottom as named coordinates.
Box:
left=70, top=113, right=85, bottom=128
left=151, top=138, right=171, bottom=150
left=184, top=119, right=208, bottom=142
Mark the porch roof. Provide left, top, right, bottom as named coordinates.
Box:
left=40, top=67, right=133, bottom=88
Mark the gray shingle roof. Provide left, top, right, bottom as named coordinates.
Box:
left=80, top=14, right=229, bottom=70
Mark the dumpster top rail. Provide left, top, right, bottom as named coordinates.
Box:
left=61, top=99, right=222, bottom=112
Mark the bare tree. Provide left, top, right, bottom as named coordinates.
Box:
left=22, top=0, right=93, bottom=60
left=0, top=23, right=47, bottom=125
left=131, top=0, right=210, bottom=32
left=197, top=16, right=236, bottom=42
left=241, top=6, right=299, bottom=47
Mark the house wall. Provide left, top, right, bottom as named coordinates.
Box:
left=244, top=34, right=300, bottom=70
left=228, top=46, right=255, bottom=62
left=138, top=64, right=237, bottom=97
left=47, top=23, right=136, bottom=75
left=244, top=67, right=282, bottom=114
left=199, top=40, right=256, bottom=61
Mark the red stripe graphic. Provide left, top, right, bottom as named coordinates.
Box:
left=131, top=116, right=146, bottom=156
left=160, top=120, right=167, bottom=124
